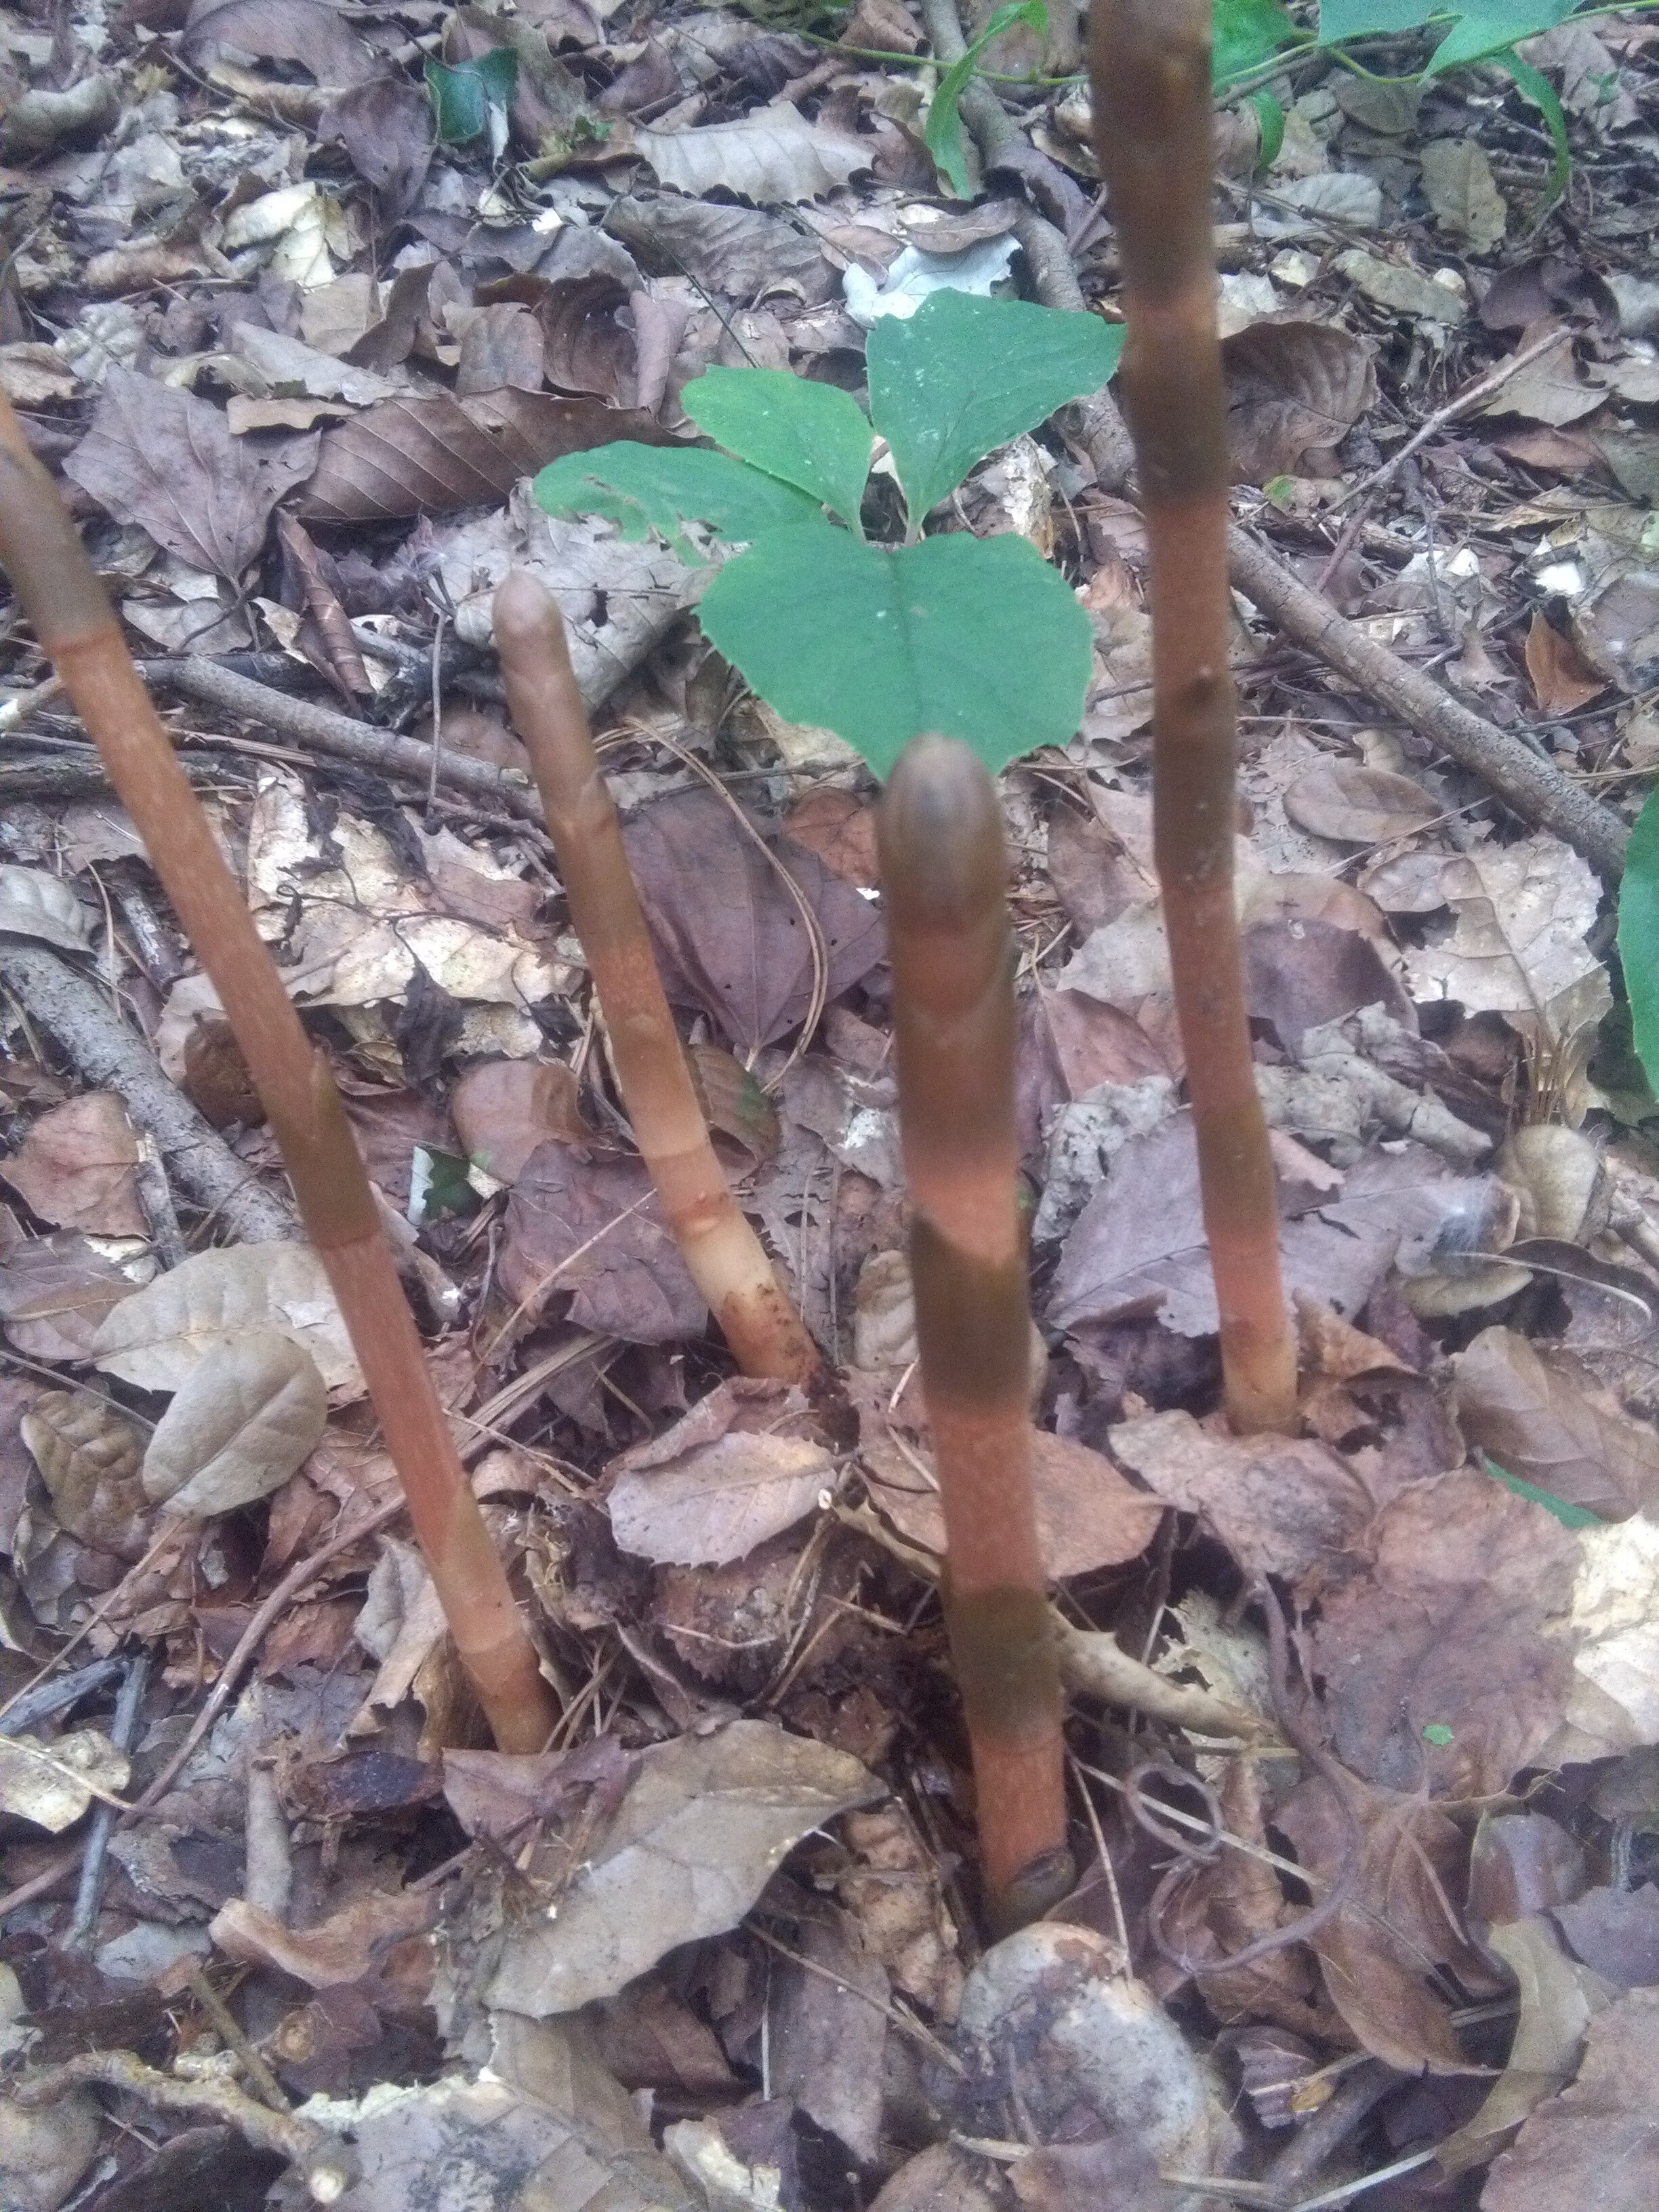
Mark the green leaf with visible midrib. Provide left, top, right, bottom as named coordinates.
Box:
left=697, top=518, right=1092, bottom=777
left=683, top=367, right=872, bottom=533
left=867, top=291, right=1122, bottom=528
left=533, top=441, right=820, bottom=558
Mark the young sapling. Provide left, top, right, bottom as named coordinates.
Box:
left=879, top=733, right=1071, bottom=1929
left=1090, top=0, right=1298, bottom=1433
left=0, top=394, right=558, bottom=1755
left=493, top=571, right=821, bottom=1385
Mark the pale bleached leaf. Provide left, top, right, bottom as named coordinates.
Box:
left=0, top=1729, right=128, bottom=1832
left=1403, top=834, right=1612, bottom=1053
left=1420, top=139, right=1506, bottom=253
left=142, top=1328, right=329, bottom=1514
left=92, top=1243, right=363, bottom=1396
left=625, top=102, right=871, bottom=206
left=0, top=865, right=91, bottom=954
left=486, top=1719, right=882, bottom=2015
left=607, top=1431, right=832, bottom=1565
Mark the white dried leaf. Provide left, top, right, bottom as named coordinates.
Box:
left=487, top=1719, right=882, bottom=2015
left=608, top=1430, right=832, bottom=1565
left=1336, top=248, right=1466, bottom=326
left=142, top=1328, right=328, bottom=1513
left=1404, top=833, right=1612, bottom=1052
left=0, top=866, right=91, bottom=953
left=92, top=1242, right=363, bottom=1395
left=0, top=1729, right=128, bottom=1831
left=627, top=103, right=870, bottom=206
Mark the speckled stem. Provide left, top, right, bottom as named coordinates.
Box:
left=0, top=394, right=557, bottom=1753
left=1090, top=0, right=1297, bottom=1431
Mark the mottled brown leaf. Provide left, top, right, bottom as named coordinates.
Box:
left=0, top=1093, right=143, bottom=1237
left=1223, top=322, right=1376, bottom=482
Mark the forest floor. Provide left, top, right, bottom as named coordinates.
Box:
left=3, top=1, right=1659, bottom=2208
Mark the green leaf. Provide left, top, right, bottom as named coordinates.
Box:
left=1483, top=1454, right=1605, bottom=1530
left=532, top=441, right=821, bottom=558
left=1246, top=88, right=1287, bottom=168
left=1618, top=781, right=1659, bottom=1099
left=1425, top=0, right=1576, bottom=73
left=1212, top=0, right=1302, bottom=84
left=697, top=520, right=1092, bottom=778
left=1317, top=0, right=1437, bottom=39
left=924, top=0, right=1046, bottom=199
left=1493, top=47, right=1571, bottom=207
left=683, top=367, right=872, bottom=533
left=424, top=48, right=518, bottom=145
left=1317, top=0, right=1582, bottom=72
left=867, top=291, right=1122, bottom=528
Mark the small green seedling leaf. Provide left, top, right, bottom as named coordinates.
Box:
left=1618, top=781, right=1659, bottom=1100
left=533, top=441, right=820, bottom=558
left=1420, top=1723, right=1455, bottom=1747
left=425, top=48, right=518, bottom=146
left=1212, top=0, right=1302, bottom=84
left=1246, top=88, right=1286, bottom=169
left=1483, top=1454, right=1604, bottom=1530
left=867, top=291, right=1122, bottom=527
left=697, top=520, right=1092, bottom=777
left=926, top=0, right=1046, bottom=199
left=683, top=367, right=872, bottom=533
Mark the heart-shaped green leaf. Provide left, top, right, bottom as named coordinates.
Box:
left=684, top=367, right=872, bottom=533
left=867, top=291, right=1121, bottom=528
left=698, top=518, right=1092, bottom=777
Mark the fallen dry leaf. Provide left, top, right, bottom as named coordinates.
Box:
left=486, top=1719, right=882, bottom=2015
left=1280, top=761, right=1439, bottom=845
left=606, top=1378, right=832, bottom=1566
left=1483, top=1986, right=1659, bottom=2211
left=499, top=1144, right=703, bottom=1341
left=1222, top=321, right=1376, bottom=482
left=63, top=367, right=319, bottom=581
left=0, top=1094, right=143, bottom=1237
left=1308, top=1465, right=1579, bottom=1797
left=451, top=1059, right=596, bottom=1183
left=0, top=1729, right=128, bottom=1832
left=21, top=1391, right=151, bottom=1560
left=1420, top=138, right=1507, bottom=252
left=623, top=103, right=871, bottom=206
left=1455, top=1324, right=1659, bottom=1517
left=1525, top=611, right=1609, bottom=712
left=91, top=1243, right=363, bottom=1397
left=141, top=1329, right=329, bottom=1515
left=297, top=388, right=670, bottom=523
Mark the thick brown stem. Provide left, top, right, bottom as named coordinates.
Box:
left=492, top=571, right=819, bottom=1385
left=1090, top=0, right=1297, bottom=1433
left=0, top=393, right=556, bottom=1755
left=879, top=735, right=1069, bottom=1930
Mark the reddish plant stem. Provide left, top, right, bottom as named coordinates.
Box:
left=879, top=735, right=1070, bottom=1930
left=0, top=394, right=556, bottom=1755
left=1090, top=0, right=1298, bottom=1432
left=493, top=571, right=820, bottom=1385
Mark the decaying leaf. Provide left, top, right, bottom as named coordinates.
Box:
left=0, top=1094, right=144, bottom=1237
left=91, top=1244, right=363, bottom=1397
left=1223, top=322, right=1376, bottom=482
left=0, top=1729, right=128, bottom=1832
left=1483, top=1986, right=1659, bottom=2211
left=607, top=1380, right=832, bottom=1566
left=451, top=1059, right=596, bottom=1183
left=21, top=1391, right=151, bottom=1560
left=1525, top=612, right=1608, bottom=713
left=0, top=866, right=93, bottom=954
left=1420, top=138, right=1507, bottom=252
left=1280, top=762, right=1439, bottom=846
left=63, top=367, right=318, bottom=580
left=142, top=1330, right=329, bottom=1515
left=486, top=1719, right=882, bottom=2015
left=298, top=388, right=670, bottom=523
left=1403, top=834, right=1612, bottom=1054
left=1456, top=1325, right=1659, bottom=1518
left=499, top=1146, right=703, bottom=1342
left=623, top=103, right=871, bottom=206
